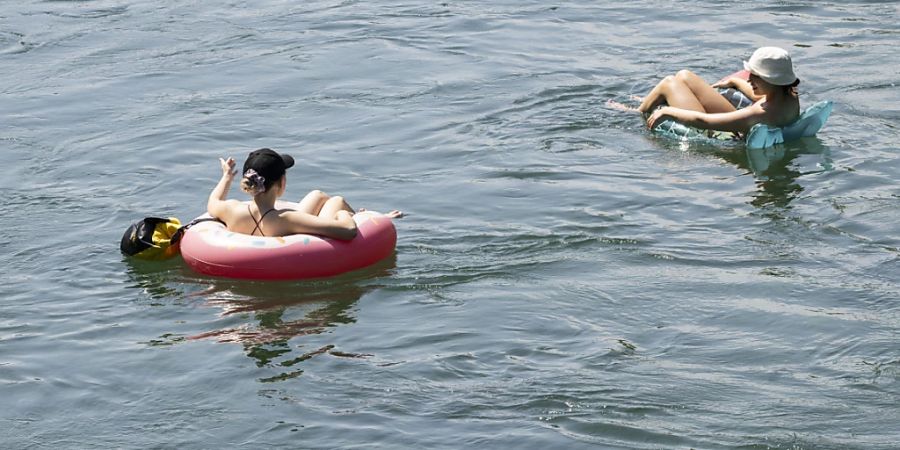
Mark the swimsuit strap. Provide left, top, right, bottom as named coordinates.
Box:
left=248, top=205, right=276, bottom=237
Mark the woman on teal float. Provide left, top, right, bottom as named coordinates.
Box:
left=612, top=47, right=802, bottom=137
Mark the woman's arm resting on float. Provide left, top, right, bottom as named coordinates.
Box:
left=207, top=157, right=241, bottom=222
left=730, top=78, right=764, bottom=102
left=283, top=210, right=359, bottom=241
left=713, top=77, right=763, bottom=102
left=647, top=105, right=762, bottom=133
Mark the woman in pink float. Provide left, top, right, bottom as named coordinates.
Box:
left=610, top=47, right=802, bottom=135
left=207, top=148, right=402, bottom=240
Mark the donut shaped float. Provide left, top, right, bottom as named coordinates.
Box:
left=180, top=201, right=397, bottom=280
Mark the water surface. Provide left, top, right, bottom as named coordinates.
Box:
left=2, top=1, right=899, bottom=448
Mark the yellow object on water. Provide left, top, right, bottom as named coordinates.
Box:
left=120, top=217, right=184, bottom=260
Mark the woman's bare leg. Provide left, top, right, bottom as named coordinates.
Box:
left=357, top=207, right=404, bottom=218
left=638, top=74, right=706, bottom=113
left=606, top=94, right=647, bottom=113
left=296, top=190, right=330, bottom=215
left=675, top=70, right=736, bottom=114
left=317, top=195, right=355, bottom=219
left=318, top=196, right=404, bottom=219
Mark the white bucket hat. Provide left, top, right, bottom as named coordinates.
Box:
left=743, top=47, right=797, bottom=86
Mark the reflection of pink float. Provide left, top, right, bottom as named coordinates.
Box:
left=181, top=201, right=397, bottom=280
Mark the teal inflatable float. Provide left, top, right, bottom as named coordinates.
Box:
left=744, top=101, right=833, bottom=149
left=653, top=100, right=833, bottom=149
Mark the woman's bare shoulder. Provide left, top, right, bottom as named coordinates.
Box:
left=212, top=199, right=247, bottom=218
left=759, top=99, right=801, bottom=127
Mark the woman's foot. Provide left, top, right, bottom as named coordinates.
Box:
left=357, top=208, right=403, bottom=219
left=606, top=99, right=640, bottom=112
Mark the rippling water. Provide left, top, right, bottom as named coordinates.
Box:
left=2, top=1, right=899, bottom=448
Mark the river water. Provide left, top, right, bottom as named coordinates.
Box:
left=2, top=1, right=899, bottom=448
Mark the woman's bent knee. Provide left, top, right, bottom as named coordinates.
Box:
left=661, top=74, right=686, bottom=93
left=675, top=69, right=696, bottom=82
left=306, top=189, right=329, bottom=200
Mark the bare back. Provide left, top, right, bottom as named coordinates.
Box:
left=212, top=200, right=282, bottom=236
left=211, top=198, right=357, bottom=240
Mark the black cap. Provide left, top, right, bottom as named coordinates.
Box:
left=243, top=148, right=295, bottom=189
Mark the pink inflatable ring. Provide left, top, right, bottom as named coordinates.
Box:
left=180, top=201, right=397, bottom=280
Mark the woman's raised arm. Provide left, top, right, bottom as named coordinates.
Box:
left=207, top=157, right=241, bottom=223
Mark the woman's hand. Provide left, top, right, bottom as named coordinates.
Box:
left=646, top=107, right=673, bottom=130
left=711, top=77, right=736, bottom=89
left=220, top=157, right=236, bottom=178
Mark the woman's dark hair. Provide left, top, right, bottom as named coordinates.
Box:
left=783, top=78, right=800, bottom=97
left=239, top=148, right=294, bottom=196
left=240, top=170, right=278, bottom=195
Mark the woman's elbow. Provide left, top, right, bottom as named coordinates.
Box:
left=332, top=228, right=357, bottom=241
left=695, top=116, right=734, bottom=132
left=342, top=224, right=359, bottom=240
left=334, top=212, right=358, bottom=240
left=692, top=114, right=713, bottom=129
left=207, top=199, right=230, bottom=221
left=330, top=220, right=358, bottom=241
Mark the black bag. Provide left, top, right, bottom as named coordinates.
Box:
left=121, top=216, right=226, bottom=260
left=120, top=217, right=186, bottom=260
